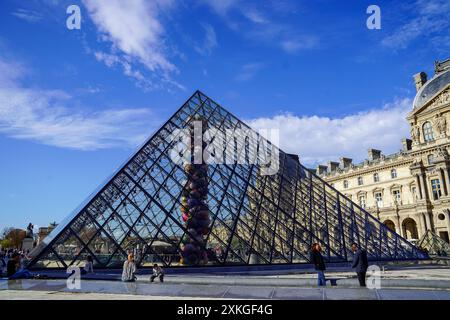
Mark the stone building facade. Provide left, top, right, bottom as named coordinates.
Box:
left=317, top=58, right=450, bottom=245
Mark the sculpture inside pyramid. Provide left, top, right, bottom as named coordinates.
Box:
left=180, top=116, right=211, bottom=265
left=28, top=91, right=428, bottom=269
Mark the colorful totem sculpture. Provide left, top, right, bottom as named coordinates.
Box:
left=180, top=117, right=211, bottom=265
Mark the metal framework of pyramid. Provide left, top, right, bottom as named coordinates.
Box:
left=28, top=91, right=427, bottom=269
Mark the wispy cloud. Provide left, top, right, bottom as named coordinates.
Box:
left=0, top=58, right=26, bottom=86
left=200, top=0, right=317, bottom=54
left=241, top=9, right=268, bottom=24
left=201, top=0, right=239, bottom=16
left=82, top=0, right=183, bottom=91
left=235, top=63, right=264, bottom=82
left=0, top=57, right=158, bottom=150
left=194, top=23, right=218, bottom=56
left=280, top=36, right=319, bottom=54
left=247, top=98, right=412, bottom=166
left=11, top=8, right=43, bottom=23
left=382, top=0, right=450, bottom=50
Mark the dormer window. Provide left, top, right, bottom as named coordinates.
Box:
left=423, top=121, right=434, bottom=142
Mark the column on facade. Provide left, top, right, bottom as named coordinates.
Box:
left=415, top=174, right=423, bottom=199
left=424, top=212, right=433, bottom=232
left=395, top=215, right=403, bottom=237
left=438, top=168, right=447, bottom=196
left=419, top=213, right=427, bottom=237
left=443, top=210, right=450, bottom=237
left=419, top=173, right=428, bottom=200
left=444, top=167, right=450, bottom=197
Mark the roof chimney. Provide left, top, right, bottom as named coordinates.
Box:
left=339, top=157, right=353, bottom=169
left=287, top=153, right=300, bottom=162
left=402, top=138, right=412, bottom=151
left=368, top=149, right=381, bottom=161
left=413, top=72, right=427, bottom=92
left=327, top=161, right=339, bottom=173
left=316, top=165, right=328, bottom=175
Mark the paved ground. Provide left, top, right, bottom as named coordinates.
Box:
left=1, top=279, right=450, bottom=300
left=0, top=290, right=213, bottom=300
left=1, top=265, right=449, bottom=300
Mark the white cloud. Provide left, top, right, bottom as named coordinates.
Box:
left=11, top=8, right=43, bottom=23
left=382, top=0, right=450, bottom=50
left=194, top=24, right=218, bottom=56
left=201, top=0, right=240, bottom=16
left=0, top=57, right=158, bottom=150
left=0, top=59, right=26, bottom=87
left=82, top=0, right=183, bottom=90
left=241, top=9, right=268, bottom=24
left=280, top=36, right=318, bottom=54
left=247, top=98, right=412, bottom=166
left=200, top=0, right=317, bottom=53
left=235, top=63, right=264, bottom=82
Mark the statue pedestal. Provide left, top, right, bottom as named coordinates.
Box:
left=21, top=238, right=34, bottom=252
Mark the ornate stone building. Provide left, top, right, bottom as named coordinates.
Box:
left=317, top=58, right=450, bottom=245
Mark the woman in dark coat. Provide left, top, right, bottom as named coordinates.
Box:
left=310, top=243, right=326, bottom=286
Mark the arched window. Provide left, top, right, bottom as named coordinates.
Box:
left=391, top=169, right=397, bottom=179
left=357, top=176, right=363, bottom=186
left=373, top=173, right=380, bottom=183
left=384, top=220, right=396, bottom=232
left=392, top=189, right=401, bottom=204
left=375, top=192, right=383, bottom=208
left=343, top=180, right=348, bottom=189
left=423, top=122, right=434, bottom=142
left=402, top=218, right=419, bottom=239
left=358, top=195, right=366, bottom=208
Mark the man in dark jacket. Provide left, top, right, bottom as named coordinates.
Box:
left=7, top=253, right=20, bottom=278
left=310, top=243, right=326, bottom=286
left=351, top=243, right=368, bottom=287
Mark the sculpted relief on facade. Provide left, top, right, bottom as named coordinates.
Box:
left=428, top=88, right=450, bottom=111
left=410, top=125, right=420, bottom=144
left=433, top=113, right=447, bottom=137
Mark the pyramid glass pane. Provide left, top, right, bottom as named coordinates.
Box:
left=28, top=91, right=428, bottom=269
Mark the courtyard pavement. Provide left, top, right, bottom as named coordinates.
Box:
left=1, top=279, right=450, bottom=300
left=1, top=265, right=450, bottom=300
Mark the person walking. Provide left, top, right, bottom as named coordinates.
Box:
left=122, top=254, right=137, bottom=282
left=5, top=253, right=30, bottom=279
left=0, top=252, right=7, bottom=277
left=310, top=243, right=326, bottom=286
left=150, top=264, right=164, bottom=283
left=6, top=253, right=20, bottom=278
left=81, top=255, right=94, bottom=275
left=351, top=243, right=369, bottom=287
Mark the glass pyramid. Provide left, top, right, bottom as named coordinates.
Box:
left=28, top=91, right=427, bottom=269
left=417, top=230, right=450, bottom=256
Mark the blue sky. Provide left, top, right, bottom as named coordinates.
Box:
left=0, top=0, right=449, bottom=230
